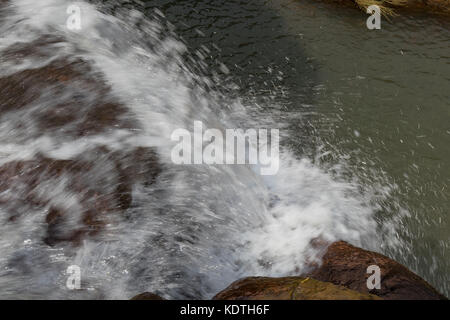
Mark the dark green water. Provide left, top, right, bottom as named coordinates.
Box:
left=139, top=0, right=450, bottom=296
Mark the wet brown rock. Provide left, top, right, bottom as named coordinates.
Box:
left=0, top=36, right=162, bottom=247
left=113, top=147, right=161, bottom=210
left=0, top=37, right=136, bottom=138
left=213, top=277, right=380, bottom=300
left=0, top=147, right=161, bottom=246
left=309, top=241, right=447, bottom=300
left=131, top=292, right=165, bottom=300
left=214, top=242, right=446, bottom=300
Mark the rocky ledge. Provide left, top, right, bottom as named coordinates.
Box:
left=326, top=0, right=450, bottom=16
left=133, top=241, right=447, bottom=300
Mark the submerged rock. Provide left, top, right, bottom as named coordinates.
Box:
left=309, top=241, right=447, bottom=300
left=0, top=38, right=162, bottom=247
left=0, top=50, right=136, bottom=138
left=131, top=292, right=165, bottom=300
left=213, top=277, right=380, bottom=300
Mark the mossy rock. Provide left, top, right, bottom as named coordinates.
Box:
left=213, top=277, right=381, bottom=300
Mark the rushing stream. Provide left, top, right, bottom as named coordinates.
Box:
left=0, top=0, right=448, bottom=299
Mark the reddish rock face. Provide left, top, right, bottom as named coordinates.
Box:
left=212, top=241, right=446, bottom=300
left=309, top=241, right=447, bottom=300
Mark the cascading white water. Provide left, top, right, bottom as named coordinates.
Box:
left=0, top=0, right=403, bottom=299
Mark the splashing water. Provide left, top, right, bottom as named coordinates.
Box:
left=0, top=0, right=404, bottom=299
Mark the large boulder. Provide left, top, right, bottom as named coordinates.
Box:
left=213, top=241, right=447, bottom=300
left=213, top=277, right=380, bottom=300
left=309, top=241, right=447, bottom=300
left=0, top=40, right=136, bottom=139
